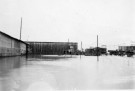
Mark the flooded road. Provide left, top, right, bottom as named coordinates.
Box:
left=0, top=55, right=135, bottom=91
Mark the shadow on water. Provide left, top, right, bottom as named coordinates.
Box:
left=0, top=56, right=27, bottom=91
left=0, top=56, right=26, bottom=72
left=26, top=54, right=76, bottom=61
left=97, top=56, right=99, bottom=62
left=0, top=54, right=76, bottom=73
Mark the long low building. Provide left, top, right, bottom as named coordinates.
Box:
left=85, top=47, right=107, bottom=56
left=26, top=41, right=78, bottom=55
left=0, top=31, right=28, bottom=57
left=119, top=46, right=135, bottom=52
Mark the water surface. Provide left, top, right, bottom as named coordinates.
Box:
left=0, top=55, right=135, bottom=91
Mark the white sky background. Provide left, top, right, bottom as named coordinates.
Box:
left=0, top=0, right=135, bottom=50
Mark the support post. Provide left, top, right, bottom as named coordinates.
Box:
left=20, top=17, right=22, bottom=40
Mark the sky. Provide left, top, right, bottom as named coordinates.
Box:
left=0, top=0, right=135, bottom=50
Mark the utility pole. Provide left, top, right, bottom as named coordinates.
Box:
left=80, top=41, right=82, bottom=59
left=97, top=35, right=99, bottom=61
left=20, top=17, right=22, bottom=40
left=81, top=41, right=82, bottom=55
left=97, top=35, right=98, bottom=48
left=66, top=38, right=69, bottom=56
left=97, top=35, right=98, bottom=55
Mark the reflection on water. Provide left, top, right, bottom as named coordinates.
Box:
left=0, top=55, right=135, bottom=91
left=0, top=56, right=27, bottom=91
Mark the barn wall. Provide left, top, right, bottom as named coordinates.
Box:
left=0, top=32, right=27, bottom=57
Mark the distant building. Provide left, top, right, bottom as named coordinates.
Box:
left=26, top=41, right=78, bottom=55
left=118, top=46, right=135, bottom=56
left=119, top=46, right=135, bottom=52
left=0, top=31, right=28, bottom=57
left=107, top=46, right=135, bottom=56
left=85, top=47, right=107, bottom=56
left=108, top=50, right=119, bottom=55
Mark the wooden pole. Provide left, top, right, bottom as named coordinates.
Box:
left=20, top=17, right=22, bottom=40
left=81, top=41, right=82, bottom=55
left=80, top=41, right=82, bottom=58
left=97, top=35, right=98, bottom=48
left=67, top=38, right=69, bottom=56
left=97, top=35, right=99, bottom=61
left=97, top=35, right=98, bottom=56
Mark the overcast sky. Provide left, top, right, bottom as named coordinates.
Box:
left=0, top=0, right=135, bottom=50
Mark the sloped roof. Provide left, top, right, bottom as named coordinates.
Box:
left=0, top=31, right=28, bottom=45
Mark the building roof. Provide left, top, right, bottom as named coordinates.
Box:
left=0, top=31, right=28, bottom=45
left=26, top=41, right=78, bottom=44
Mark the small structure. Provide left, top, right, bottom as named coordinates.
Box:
left=118, top=46, right=135, bottom=57
left=0, top=31, right=28, bottom=57
left=108, top=50, right=119, bottom=55
left=108, top=46, right=135, bottom=57
left=85, top=47, right=107, bottom=56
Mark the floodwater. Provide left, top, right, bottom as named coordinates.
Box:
left=0, top=55, right=135, bottom=91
